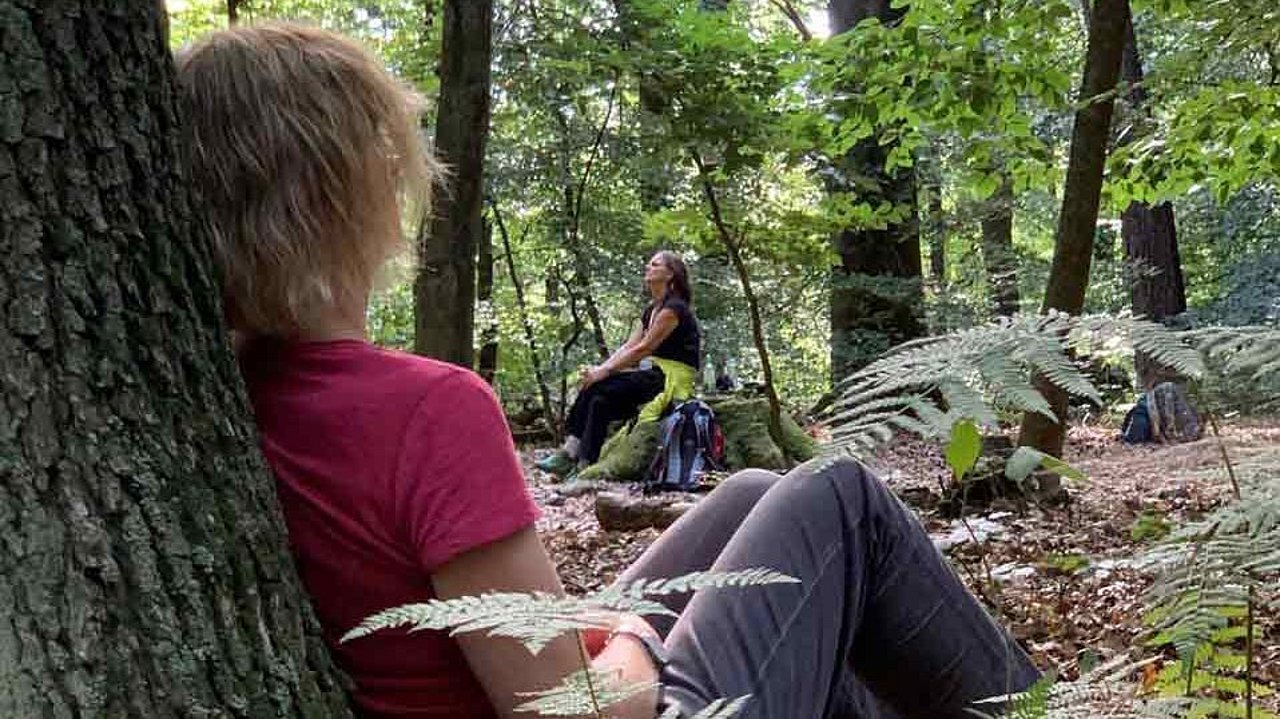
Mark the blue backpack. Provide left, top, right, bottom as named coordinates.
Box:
left=1121, top=394, right=1152, bottom=444
left=646, top=400, right=724, bottom=493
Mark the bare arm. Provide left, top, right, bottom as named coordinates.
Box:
left=432, top=527, right=659, bottom=719
left=599, top=308, right=679, bottom=376
left=601, top=321, right=646, bottom=370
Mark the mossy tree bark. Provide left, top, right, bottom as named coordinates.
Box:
left=1018, top=0, right=1130, bottom=457
left=0, top=4, right=348, bottom=716
left=415, top=0, right=493, bottom=367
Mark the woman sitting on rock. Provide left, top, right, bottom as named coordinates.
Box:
left=179, top=22, right=1038, bottom=719
left=539, top=250, right=702, bottom=477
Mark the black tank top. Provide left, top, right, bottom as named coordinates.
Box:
left=641, top=297, right=702, bottom=370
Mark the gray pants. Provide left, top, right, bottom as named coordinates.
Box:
left=616, top=457, right=1039, bottom=718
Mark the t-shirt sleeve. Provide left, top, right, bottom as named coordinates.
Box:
left=395, top=370, right=540, bottom=571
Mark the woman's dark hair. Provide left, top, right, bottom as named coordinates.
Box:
left=657, top=250, right=692, bottom=304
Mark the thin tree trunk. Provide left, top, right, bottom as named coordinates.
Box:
left=982, top=174, right=1021, bottom=317
left=0, top=5, right=348, bottom=715
left=921, top=165, right=947, bottom=281
left=491, top=201, right=558, bottom=439
left=827, top=0, right=925, bottom=382
left=1019, top=0, right=1130, bottom=457
left=553, top=81, right=619, bottom=363
left=227, top=0, right=240, bottom=25
left=415, top=0, right=493, bottom=366
left=770, top=0, right=813, bottom=40
left=695, top=158, right=785, bottom=446
left=476, top=216, right=498, bottom=384
left=1118, top=7, right=1186, bottom=388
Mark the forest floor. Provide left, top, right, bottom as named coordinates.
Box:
left=522, top=419, right=1280, bottom=711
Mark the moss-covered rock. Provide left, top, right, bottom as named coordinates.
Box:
left=578, top=396, right=817, bottom=483
left=577, top=420, right=662, bottom=482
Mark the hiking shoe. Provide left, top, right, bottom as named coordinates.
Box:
left=535, top=450, right=576, bottom=478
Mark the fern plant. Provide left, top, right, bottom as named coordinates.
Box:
left=1186, top=325, right=1280, bottom=414
left=824, top=312, right=1207, bottom=455
left=343, top=568, right=797, bottom=717
left=1138, top=449, right=1280, bottom=718
left=966, top=657, right=1191, bottom=718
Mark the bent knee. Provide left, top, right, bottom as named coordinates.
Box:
left=713, top=468, right=783, bottom=503
left=782, top=455, right=884, bottom=503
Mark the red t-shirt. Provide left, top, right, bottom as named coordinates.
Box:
left=239, top=339, right=540, bottom=717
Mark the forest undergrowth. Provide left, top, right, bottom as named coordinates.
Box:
left=526, top=420, right=1280, bottom=714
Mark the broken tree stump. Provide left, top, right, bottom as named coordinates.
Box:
left=1146, top=381, right=1202, bottom=443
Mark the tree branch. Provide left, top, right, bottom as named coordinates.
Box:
left=769, top=0, right=812, bottom=41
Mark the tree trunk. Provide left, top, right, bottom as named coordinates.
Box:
left=1118, top=9, right=1187, bottom=389
left=415, top=0, right=493, bottom=367
left=227, top=0, right=241, bottom=25
left=551, top=89, right=616, bottom=362
left=827, top=0, right=925, bottom=382
left=0, top=5, right=348, bottom=715
left=476, top=217, right=498, bottom=384
left=926, top=179, right=947, bottom=282
left=1018, top=0, right=1130, bottom=457
left=491, top=201, right=558, bottom=439
left=695, top=159, right=785, bottom=447
left=981, top=175, right=1021, bottom=317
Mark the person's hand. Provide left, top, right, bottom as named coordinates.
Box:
left=588, top=612, right=662, bottom=716
left=581, top=612, right=660, bottom=657
left=579, top=365, right=608, bottom=389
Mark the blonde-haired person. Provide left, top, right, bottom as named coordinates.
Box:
left=179, top=22, right=1038, bottom=719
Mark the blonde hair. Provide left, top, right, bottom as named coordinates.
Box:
left=176, top=22, right=437, bottom=337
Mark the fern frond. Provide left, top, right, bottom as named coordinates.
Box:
left=596, top=568, right=800, bottom=602
left=515, top=668, right=655, bottom=716
left=658, top=696, right=752, bottom=719
left=343, top=569, right=798, bottom=653
left=825, top=313, right=1208, bottom=456
left=1139, top=447, right=1280, bottom=696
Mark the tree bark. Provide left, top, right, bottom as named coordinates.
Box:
left=227, top=0, right=241, bottom=25
left=1118, top=9, right=1186, bottom=388
left=981, top=175, right=1021, bottom=317
left=0, top=4, right=348, bottom=715
left=415, top=0, right=493, bottom=367
left=476, top=217, right=498, bottom=384
left=827, top=0, right=925, bottom=382
left=1019, top=0, right=1130, bottom=457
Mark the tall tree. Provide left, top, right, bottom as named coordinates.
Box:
left=981, top=174, right=1021, bottom=317
left=827, top=0, right=925, bottom=382
left=1118, top=9, right=1186, bottom=388
left=1019, top=0, right=1131, bottom=457
left=0, top=4, right=347, bottom=715
left=415, top=0, right=493, bottom=367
